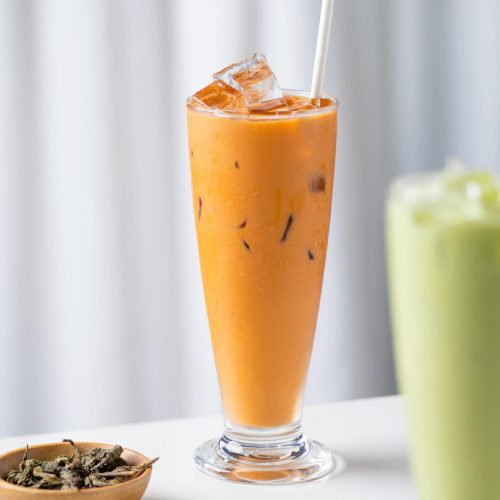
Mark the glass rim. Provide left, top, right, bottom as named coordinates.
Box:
left=186, top=88, right=339, bottom=121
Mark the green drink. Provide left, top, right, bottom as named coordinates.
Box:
left=386, top=164, right=500, bottom=500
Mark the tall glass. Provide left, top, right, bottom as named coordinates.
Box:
left=386, top=169, right=500, bottom=500
left=187, top=90, right=338, bottom=483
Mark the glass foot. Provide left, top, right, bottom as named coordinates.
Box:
left=194, top=429, right=337, bottom=484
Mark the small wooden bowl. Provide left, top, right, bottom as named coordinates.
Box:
left=0, top=442, right=153, bottom=499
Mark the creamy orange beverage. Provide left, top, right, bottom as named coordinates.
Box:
left=188, top=53, right=338, bottom=483
left=188, top=95, right=337, bottom=428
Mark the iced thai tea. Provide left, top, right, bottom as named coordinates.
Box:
left=187, top=53, right=338, bottom=483
left=187, top=55, right=337, bottom=429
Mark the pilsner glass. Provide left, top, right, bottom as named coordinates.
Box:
left=187, top=90, right=338, bottom=484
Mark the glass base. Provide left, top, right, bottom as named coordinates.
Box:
left=194, top=426, right=337, bottom=484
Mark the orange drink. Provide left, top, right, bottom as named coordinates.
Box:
left=187, top=53, right=338, bottom=484
left=188, top=94, right=337, bottom=428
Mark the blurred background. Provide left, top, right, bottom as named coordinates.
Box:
left=1, top=0, right=499, bottom=438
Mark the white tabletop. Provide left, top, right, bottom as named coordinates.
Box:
left=0, top=396, right=418, bottom=499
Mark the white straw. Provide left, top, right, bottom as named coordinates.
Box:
left=310, top=0, right=336, bottom=99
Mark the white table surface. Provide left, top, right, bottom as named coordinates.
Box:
left=0, top=396, right=418, bottom=499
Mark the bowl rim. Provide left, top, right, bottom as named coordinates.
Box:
left=0, top=441, right=153, bottom=496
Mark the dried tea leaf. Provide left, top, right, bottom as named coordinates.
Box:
left=59, top=463, right=84, bottom=490
left=63, top=439, right=82, bottom=466
left=82, top=444, right=125, bottom=472
left=32, top=466, right=64, bottom=488
left=87, top=474, right=122, bottom=487
left=97, top=457, right=160, bottom=478
left=5, top=457, right=41, bottom=488
left=41, top=456, right=70, bottom=474
left=4, top=441, right=159, bottom=491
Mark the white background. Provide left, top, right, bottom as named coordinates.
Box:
left=1, top=0, right=499, bottom=437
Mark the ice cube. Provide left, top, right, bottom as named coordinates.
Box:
left=224, top=94, right=248, bottom=113
left=284, top=95, right=319, bottom=112
left=287, top=102, right=318, bottom=112
left=191, top=80, right=248, bottom=112
left=213, top=53, right=287, bottom=112
left=254, top=96, right=318, bottom=116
